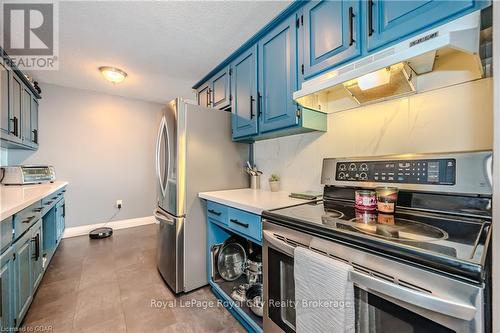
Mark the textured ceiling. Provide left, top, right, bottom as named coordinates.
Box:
left=28, top=1, right=291, bottom=104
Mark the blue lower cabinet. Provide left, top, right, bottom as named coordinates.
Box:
left=55, top=199, right=65, bottom=242
left=231, top=45, right=259, bottom=139
left=227, top=208, right=262, bottom=243
left=0, top=246, right=15, bottom=330
left=205, top=201, right=263, bottom=332
left=366, top=0, right=487, bottom=52
left=30, top=220, right=43, bottom=290
left=258, top=15, right=298, bottom=134
left=14, top=230, right=33, bottom=324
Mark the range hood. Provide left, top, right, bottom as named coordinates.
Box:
left=294, top=11, right=484, bottom=113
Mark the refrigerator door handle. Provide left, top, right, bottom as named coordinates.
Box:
left=155, top=116, right=167, bottom=197
left=154, top=208, right=175, bottom=225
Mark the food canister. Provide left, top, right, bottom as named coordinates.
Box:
left=376, top=187, right=399, bottom=214
left=354, top=190, right=377, bottom=211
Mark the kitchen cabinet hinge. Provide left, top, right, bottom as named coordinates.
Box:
left=301, top=64, right=304, bottom=75
left=296, top=109, right=301, bottom=118
left=229, top=94, right=232, bottom=102
left=301, top=15, right=303, bottom=26
left=13, top=253, right=16, bottom=260
left=296, top=17, right=300, bottom=28
left=229, top=68, right=232, bottom=76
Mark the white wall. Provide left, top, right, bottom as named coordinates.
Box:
left=255, top=78, right=493, bottom=192
left=7, top=83, right=163, bottom=227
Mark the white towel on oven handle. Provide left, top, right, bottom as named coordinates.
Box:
left=294, top=246, right=355, bottom=333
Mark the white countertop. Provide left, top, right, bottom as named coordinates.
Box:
left=199, top=188, right=313, bottom=215
left=1, top=181, right=68, bottom=220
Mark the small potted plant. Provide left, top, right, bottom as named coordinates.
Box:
left=268, top=174, right=280, bottom=192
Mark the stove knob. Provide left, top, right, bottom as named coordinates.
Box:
left=338, top=172, right=346, bottom=180
left=338, top=163, right=347, bottom=171
left=360, top=172, right=368, bottom=180
left=349, top=163, right=357, bottom=171
left=360, top=163, right=368, bottom=171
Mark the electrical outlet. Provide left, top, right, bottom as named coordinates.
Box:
left=116, top=200, right=123, bottom=209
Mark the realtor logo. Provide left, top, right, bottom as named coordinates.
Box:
left=1, top=1, right=59, bottom=70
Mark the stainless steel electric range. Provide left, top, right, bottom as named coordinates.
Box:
left=262, top=151, right=492, bottom=333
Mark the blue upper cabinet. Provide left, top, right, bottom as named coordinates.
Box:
left=258, top=15, right=298, bottom=134
left=197, top=82, right=210, bottom=108
left=301, top=0, right=362, bottom=80
left=211, top=67, right=231, bottom=110
left=231, top=45, right=258, bottom=139
left=366, top=0, right=480, bottom=52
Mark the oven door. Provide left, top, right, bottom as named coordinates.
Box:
left=262, top=224, right=483, bottom=333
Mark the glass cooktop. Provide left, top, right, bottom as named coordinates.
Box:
left=264, top=200, right=490, bottom=278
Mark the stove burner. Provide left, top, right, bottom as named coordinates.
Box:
left=348, top=217, right=448, bottom=242
left=289, top=205, right=345, bottom=220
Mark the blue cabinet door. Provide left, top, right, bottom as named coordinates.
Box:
left=0, top=246, right=15, bottom=330
left=55, top=200, right=65, bottom=243
left=211, top=67, right=231, bottom=110
left=0, top=62, right=10, bottom=136
left=231, top=45, right=258, bottom=139
left=30, top=220, right=43, bottom=290
left=197, top=83, right=210, bottom=108
left=366, top=0, right=477, bottom=52
left=258, top=15, right=298, bottom=133
left=301, top=0, right=362, bottom=80
left=14, top=232, right=32, bottom=324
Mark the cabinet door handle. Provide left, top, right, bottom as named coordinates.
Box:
left=208, top=209, right=222, bottom=216
left=257, top=92, right=262, bottom=118
left=22, top=216, right=35, bottom=224
left=32, top=129, right=38, bottom=144
left=230, top=218, right=249, bottom=228
left=10, top=116, right=19, bottom=136
left=349, top=7, right=355, bottom=46
left=368, top=0, right=375, bottom=36
left=31, top=233, right=40, bottom=261
left=250, top=95, right=255, bottom=119
left=63, top=204, right=65, bottom=217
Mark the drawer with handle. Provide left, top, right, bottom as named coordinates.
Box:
left=14, top=201, right=42, bottom=240
left=1, top=216, right=13, bottom=252
left=227, top=207, right=262, bottom=242
left=207, top=201, right=228, bottom=225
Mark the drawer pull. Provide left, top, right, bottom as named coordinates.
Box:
left=45, top=201, right=54, bottom=206
left=33, top=208, right=43, bottom=212
left=230, top=219, right=249, bottom=228
left=22, top=216, right=35, bottom=224
left=31, top=234, right=40, bottom=261
left=208, top=209, right=222, bottom=216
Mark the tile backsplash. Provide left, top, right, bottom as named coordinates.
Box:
left=254, top=78, right=493, bottom=192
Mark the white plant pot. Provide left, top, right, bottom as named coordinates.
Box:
left=269, top=180, right=280, bottom=192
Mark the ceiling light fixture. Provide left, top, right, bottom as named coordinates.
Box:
left=99, top=66, right=127, bottom=84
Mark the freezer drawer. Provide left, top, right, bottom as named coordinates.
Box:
left=155, top=207, right=184, bottom=294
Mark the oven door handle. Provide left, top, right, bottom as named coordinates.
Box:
left=263, top=230, right=296, bottom=256
left=349, top=270, right=477, bottom=321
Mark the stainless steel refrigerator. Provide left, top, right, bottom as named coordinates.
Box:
left=155, top=98, right=248, bottom=293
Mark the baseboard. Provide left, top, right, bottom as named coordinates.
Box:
left=62, top=215, right=156, bottom=238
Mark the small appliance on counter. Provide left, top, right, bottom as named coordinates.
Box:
left=262, top=151, right=492, bottom=333
left=1, top=165, right=56, bottom=185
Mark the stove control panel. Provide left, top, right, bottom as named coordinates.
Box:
left=335, top=158, right=456, bottom=185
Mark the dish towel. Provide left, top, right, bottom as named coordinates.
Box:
left=294, top=246, right=355, bottom=333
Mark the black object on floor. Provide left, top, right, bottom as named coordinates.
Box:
left=89, top=227, right=113, bottom=239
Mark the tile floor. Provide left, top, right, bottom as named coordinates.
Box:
left=21, top=224, right=245, bottom=333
